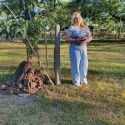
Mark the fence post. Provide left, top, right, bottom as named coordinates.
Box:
left=54, top=24, right=61, bottom=85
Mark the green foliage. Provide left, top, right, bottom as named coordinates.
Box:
left=0, top=16, right=44, bottom=38
left=65, top=0, right=125, bottom=30
left=0, top=0, right=60, bottom=60
left=0, top=15, right=53, bottom=58
left=0, top=18, right=23, bottom=39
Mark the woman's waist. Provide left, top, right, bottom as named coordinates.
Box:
left=70, top=43, right=87, bottom=50
left=70, top=43, right=87, bottom=46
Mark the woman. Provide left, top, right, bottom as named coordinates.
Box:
left=65, top=12, right=92, bottom=86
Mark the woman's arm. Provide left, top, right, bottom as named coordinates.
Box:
left=84, top=35, right=92, bottom=43
left=81, top=28, right=92, bottom=43
left=65, top=30, right=81, bottom=43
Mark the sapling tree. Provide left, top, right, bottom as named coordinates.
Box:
left=0, top=0, right=59, bottom=62
left=0, top=0, right=62, bottom=85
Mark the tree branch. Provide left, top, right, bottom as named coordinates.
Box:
left=2, top=2, right=17, bottom=20
left=26, top=38, right=54, bottom=86
left=109, top=12, right=125, bottom=22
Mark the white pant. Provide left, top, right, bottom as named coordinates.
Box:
left=69, top=46, right=88, bottom=85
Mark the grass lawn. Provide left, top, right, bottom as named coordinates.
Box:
left=0, top=40, right=125, bottom=125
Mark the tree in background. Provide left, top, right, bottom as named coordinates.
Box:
left=0, top=0, right=62, bottom=62
left=65, top=0, right=125, bottom=31
left=0, top=0, right=124, bottom=46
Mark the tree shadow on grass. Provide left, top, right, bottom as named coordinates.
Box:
left=0, top=70, right=124, bottom=124
left=60, top=66, right=125, bottom=85
left=60, top=68, right=72, bottom=85
left=88, top=69, right=124, bottom=86
left=0, top=88, right=123, bottom=125
left=0, top=89, right=7, bottom=95
left=61, top=78, right=72, bottom=85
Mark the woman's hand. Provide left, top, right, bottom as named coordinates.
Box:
left=76, top=38, right=86, bottom=45
left=79, top=35, right=93, bottom=44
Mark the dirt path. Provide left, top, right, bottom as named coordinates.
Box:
left=0, top=89, right=34, bottom=109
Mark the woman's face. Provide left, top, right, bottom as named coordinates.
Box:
left=74, top=14, right=81, bottom=25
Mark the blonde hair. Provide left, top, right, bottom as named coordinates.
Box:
left=71, top=12, right=86, bottom=29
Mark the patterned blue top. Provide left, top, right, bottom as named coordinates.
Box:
left=68, top=26, right=90, bottom=50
